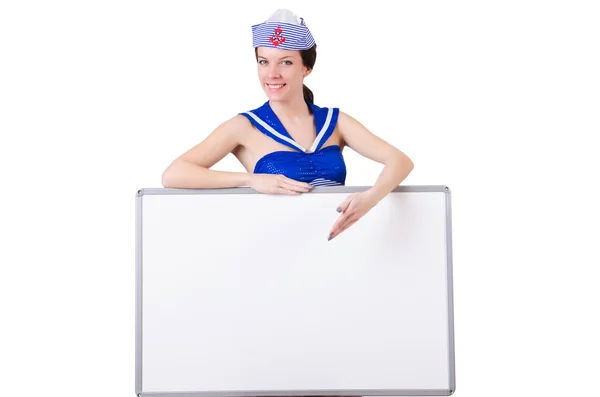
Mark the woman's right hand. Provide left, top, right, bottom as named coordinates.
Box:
left=249, top=174, right=313, bottom=195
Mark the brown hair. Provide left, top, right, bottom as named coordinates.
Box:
left=299, top=44, right=317, bottom=104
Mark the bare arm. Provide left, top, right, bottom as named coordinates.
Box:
left=161, top=115, right=251, bottom=189
left=337, top=111, right=415, bottom=204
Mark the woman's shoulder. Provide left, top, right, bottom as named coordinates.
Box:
left=209, top=113, right=255, bottom=139
left=309, top=102, right=340, bottom=113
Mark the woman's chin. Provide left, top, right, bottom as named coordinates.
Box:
left=265, top=92, right=287, bottom=101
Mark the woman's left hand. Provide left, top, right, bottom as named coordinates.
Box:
left=328, top=191, right=379, bottom=241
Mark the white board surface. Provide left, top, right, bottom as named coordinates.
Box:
left=135, top=185, right=455, bottom=397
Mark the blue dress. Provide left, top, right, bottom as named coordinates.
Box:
left=240, top=101, right=347, bottom=187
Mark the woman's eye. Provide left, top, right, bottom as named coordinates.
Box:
left=259, top=60, right=267, bottom=65
left=282, top=61, right=292, bottom=65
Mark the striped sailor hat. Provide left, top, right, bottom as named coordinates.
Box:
left=251, top=9, right=316, bottom=50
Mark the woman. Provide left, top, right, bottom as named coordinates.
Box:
left=162, top=9, right=414, bottom=241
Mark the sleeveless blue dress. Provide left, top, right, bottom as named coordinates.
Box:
left=240, top=101, right=347, bottom=187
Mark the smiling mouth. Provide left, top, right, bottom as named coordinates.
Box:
left=267, top=83, right=286, bottom=90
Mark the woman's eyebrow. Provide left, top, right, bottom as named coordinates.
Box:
left=257, top=55, right=294, bottom=60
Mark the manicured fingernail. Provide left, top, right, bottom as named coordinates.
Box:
left=336, top=207, right=341, bottom=212
left=328, top=233, right=332, bottom=240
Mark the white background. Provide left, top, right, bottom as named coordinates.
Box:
left=1, top=0, right=599, bottom=396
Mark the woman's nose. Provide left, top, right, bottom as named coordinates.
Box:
left=268, top=64, right=281, bottom=78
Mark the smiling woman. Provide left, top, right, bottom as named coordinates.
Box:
left=161, top=8, right=414, bottom=241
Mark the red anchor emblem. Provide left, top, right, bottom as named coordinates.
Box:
left=269, top=26, right=286, bottom=46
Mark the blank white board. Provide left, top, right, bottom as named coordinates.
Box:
left=135, top=185, right=456, bottom=397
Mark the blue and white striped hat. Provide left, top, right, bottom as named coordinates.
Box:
left=251, top=9, right=316, bottom=50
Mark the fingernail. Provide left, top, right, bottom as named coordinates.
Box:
left=336, top=207, right=341, bottom=212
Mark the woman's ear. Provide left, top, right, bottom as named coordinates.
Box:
left=303, top=67, right=312, bottom=77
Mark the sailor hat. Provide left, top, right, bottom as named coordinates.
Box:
left=251, top=9, right=316, bottom=50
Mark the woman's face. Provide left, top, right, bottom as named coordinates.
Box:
left=256, top=46, right=310, bottom=101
